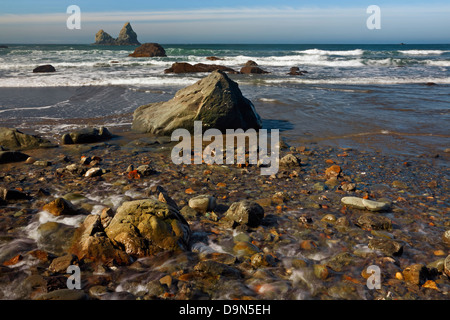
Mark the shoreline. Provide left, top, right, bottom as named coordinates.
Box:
left=0, top=127, right=449, bottom=300
left=1, top=81, right=449, bottom=162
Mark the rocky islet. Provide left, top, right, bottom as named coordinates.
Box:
left=94, top=22, right=141, bottom=46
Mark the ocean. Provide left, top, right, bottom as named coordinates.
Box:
left=0, top=43, right=449, bottom=159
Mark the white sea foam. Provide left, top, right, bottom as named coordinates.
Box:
left=22, top=211, right=86, bottom=243
left=0, top=74, right=198, bottom=88
left=426, top=60, right=450, bottom=67
left=262, top=77, right=450, bottom=85
left=258, top=98, right=279, bottom=102
left=296, top=49, right=365, bottom=56
left=399, top=50, right=446, bottom=55
left=37, top=210, right=86, bottom=227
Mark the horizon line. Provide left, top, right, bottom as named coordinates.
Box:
left=2, top=42, right=449, bottom=45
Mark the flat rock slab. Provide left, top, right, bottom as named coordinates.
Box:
left=341, top=196, right=390, bottom=212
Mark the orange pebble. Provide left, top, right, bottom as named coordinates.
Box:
left=422, top=280, right=439, bottom=291
left=433, top=250, right=445, bottom=256
left=127, top=170, right=141, bottom=179
left=3, top=254, right=22, bottom=266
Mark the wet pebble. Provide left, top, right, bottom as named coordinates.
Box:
left=188, top=194, right=216, bottom=214
left=355, top=213, right=393, bottom=231
left=368, top=238, right=403, bottom=257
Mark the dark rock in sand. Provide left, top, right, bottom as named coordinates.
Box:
left=223, top=200, right=265, bottom=228
left=61, top=127, right=112, bottom=144
left=0, top=187, right=29, bottom=201
left=0, top=151, right=29, bottom=164
left=129, top=43, right=166, bottom=57
left=164, top=62, right=237, bottom=74
left=368, top=238, right=403, bottom=257
left=279, top=154, right=301, bottom=167
left=325, top=252, right=356, bottom=272
left=0, top=127, right=55, bottom=150
left=33, top=65, right=56, bottom=73
left=135, top=164, right=156, bottom=177
left=194, top=260, right=241, bottom=278
left=132, top=70, right=262, bottom=135
left=105, top=199, right=191, bottom=257
left=355, top=213, right=392, bottom=231
left=48, top=254, right=79, bottom=273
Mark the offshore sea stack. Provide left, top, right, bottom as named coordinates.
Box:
left=128, top=43, right=167, bottom=57
left=164, top=62, right=236, bottom=73
left=94, top=22, right=141, bottom=45
left=132, top=70, right=262, bottom=135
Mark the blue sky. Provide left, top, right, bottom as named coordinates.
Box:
left=0, top=0, right=449, bottom=43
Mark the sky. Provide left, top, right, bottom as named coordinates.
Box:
left=0, top=0, right=449, bottom=44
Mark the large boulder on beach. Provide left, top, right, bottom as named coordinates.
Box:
left=0, top=127, right=55, bottom=150
left=132, top=70, right=262, bottom=135
left=164, top=62, right=237, bottom=74
left=32, top=65, right=56, bottom=73
left=61, top=127, right=112, bottom=144
left=69, top=215, right=131, bottom=266
left=116, top=22, right=140, bottom=45
left=105, top=199, right=191, bottom=257
left=129, top=43, right=166, bottom=57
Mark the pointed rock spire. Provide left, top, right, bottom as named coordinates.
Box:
left=116, top=22, right=141, bottom=45
left=94, top=23, right=140, bottom=45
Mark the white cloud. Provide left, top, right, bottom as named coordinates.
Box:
left=0, top=5, right=449, bottom=43
left=0, top=7, right=361, bottom=24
